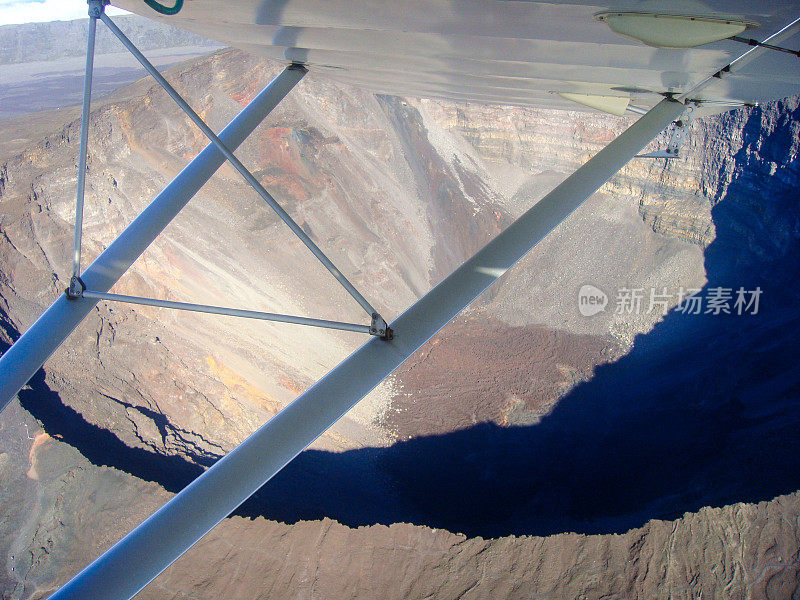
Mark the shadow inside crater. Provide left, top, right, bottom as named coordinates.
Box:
left=3, top=99, right=800, bottom=538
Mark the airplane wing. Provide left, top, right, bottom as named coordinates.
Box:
left=113, top=0, right=800, bottom=113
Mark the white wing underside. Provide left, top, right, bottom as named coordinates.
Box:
left=113, top=0, right=800, bottom=114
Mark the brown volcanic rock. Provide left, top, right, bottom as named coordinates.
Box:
left=0, top=400, right=170, bottom=600
left=385, top=315, right=623, bottom=439
left=137, top=495, right=800, bottom=600
left=4, top=386, right=798, bottom=600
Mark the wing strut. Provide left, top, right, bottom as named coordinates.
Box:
left=0, top=24, right=308, bottom=411
left=96, top=9, right=390, bottom=338
left=0, top=1, right=402, bottom=411
left=48, top=97, right=684, bottom=599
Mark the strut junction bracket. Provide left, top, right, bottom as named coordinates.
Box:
left=65, top=276, right=86, bottom=300
left=636, top=102, right=695, bottom=159
left=370, top=313, right=393, bottom=340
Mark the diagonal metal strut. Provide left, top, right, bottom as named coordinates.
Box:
left=82, top=290, right=372, bottom=334
left=97, top=10, right=388, bottom=334
left=69, top=3, right=100, bottom=292
left=0, top=59, right=308, bottom=412
left=48, top=98, right=686, bottom=600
